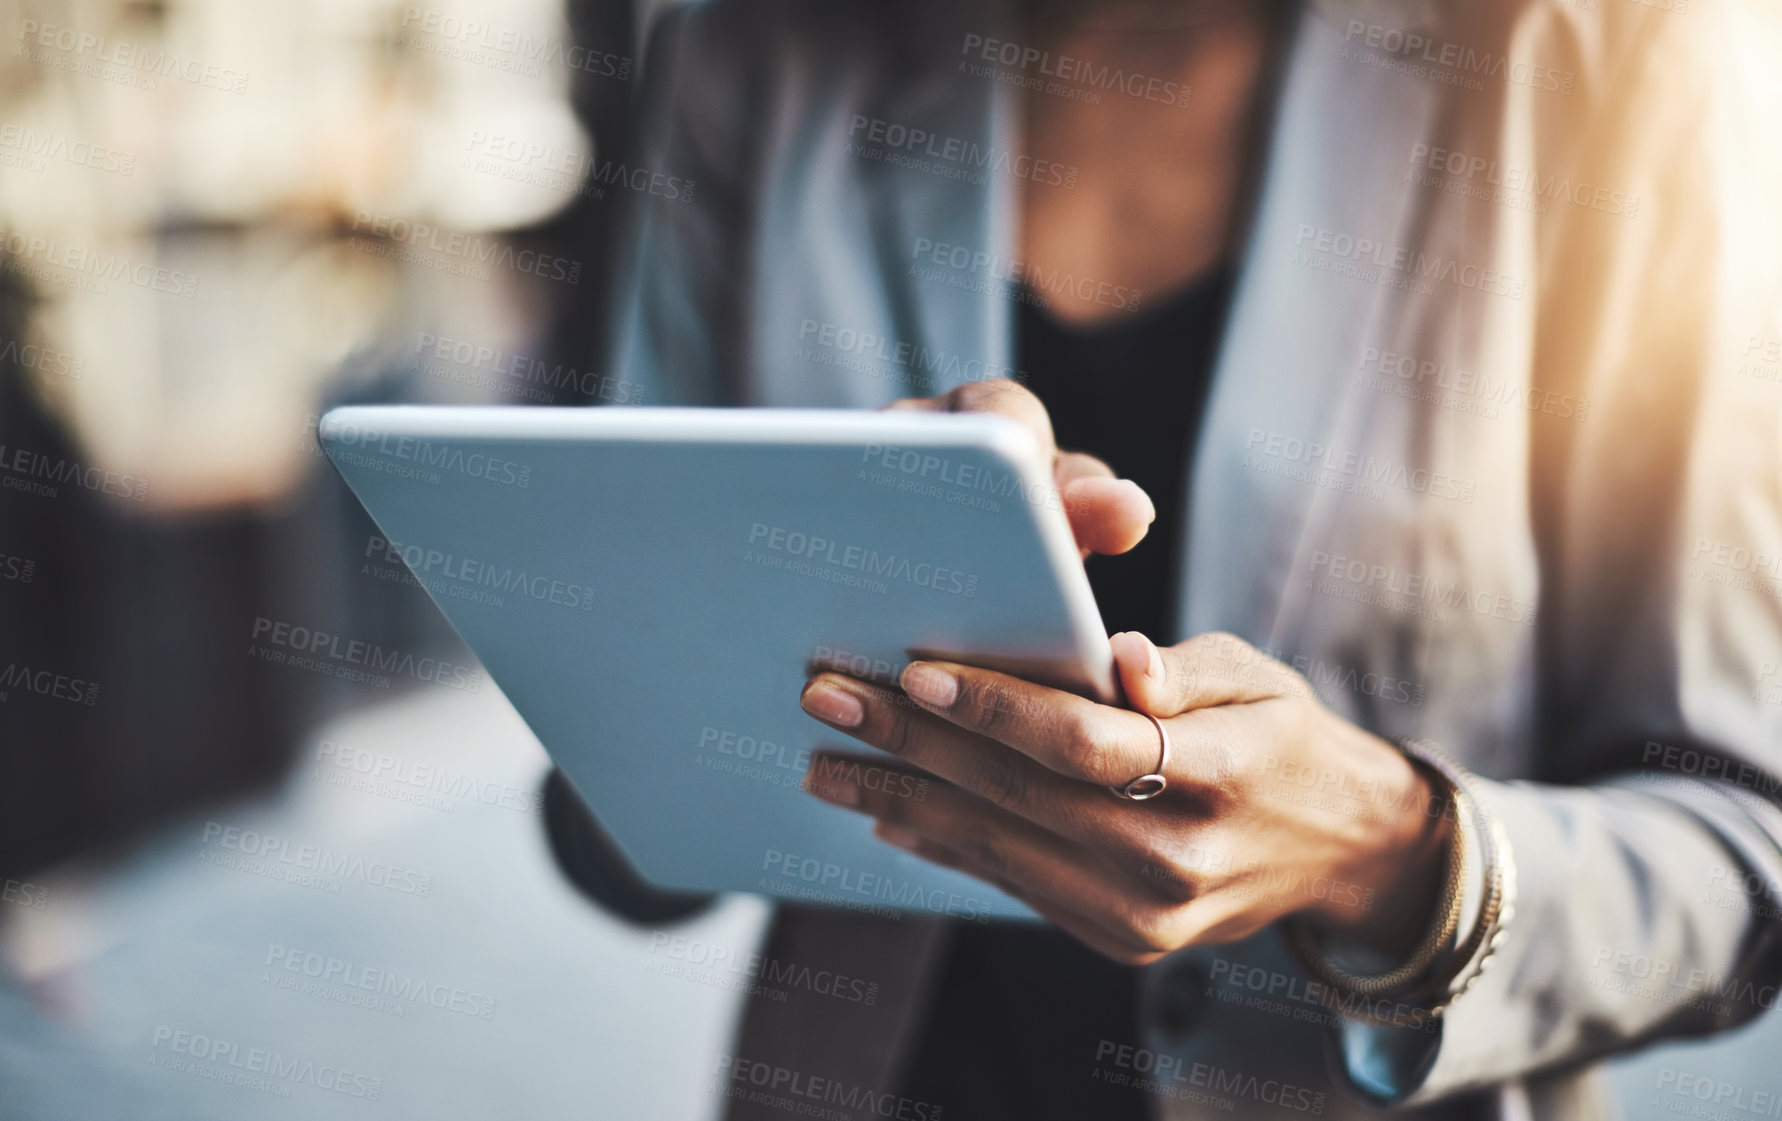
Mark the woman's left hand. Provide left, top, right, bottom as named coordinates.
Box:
left=799, top=631, right=1453, bottom=965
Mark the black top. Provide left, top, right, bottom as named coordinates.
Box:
left=1022, top=266, right=1233, bottom=643
left=896, top=268, right=1236, bottom=1120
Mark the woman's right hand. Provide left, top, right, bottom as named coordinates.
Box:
left=885, top=379, right=1155, bottom=560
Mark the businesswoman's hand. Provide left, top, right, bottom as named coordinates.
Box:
left=799, top=631, right=1452, bottom=965
left=884, top=380, right=1155, bottom=559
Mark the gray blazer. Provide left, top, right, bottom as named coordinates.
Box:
left=607, top=0, right=1782, bottom=1116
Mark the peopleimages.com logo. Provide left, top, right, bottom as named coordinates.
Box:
left=0, top=336, right=84, bottom=379
left=397, top=7, right=631, bottom=81
left=1094, top=1042, right=1328, bottom=1113
left=958, top=32, right=1191, bottom=107
left=249, top=617, right=483, bottom=692
left=847, top=113, right=1078, bottom=188
left=148, top=1026, right=382, bottom=1100
left=0, top=662, right=99, bottom=706
left=363, top=534, right=595, bottom=611
left=263, top=944, right=497, bottom=1021
left=715, top=1055, right=940, bottom=1120
left=0, top=228, right=199, bottom=298
left=1, top=877, right=49, bottom=911
left=0, top=124, right=135, bottom=176
left=349, top=211, right=582, bottom=285
left=859, top=440, right=1064, bottom=515
left=320, top=417, right=532, bottom=488
left=16, top=21, right=250, bottom=94
left=0, top=443, right=148, bottom=501
left=1292, top=225, right=1525, bottom=300
left=746, top=523, right=979, bottom=597
left=199, top=821, right=433, bottom=897
left=1406, top=143, right=1638, bottom=219
left=1340, top=20, right=1574, bottom=96
left=761, top=848, right=996, bottom=923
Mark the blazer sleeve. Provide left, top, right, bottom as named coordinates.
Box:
left=1330, top=3, right=1782, bottom=1105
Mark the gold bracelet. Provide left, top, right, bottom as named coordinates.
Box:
left=1288, top=740, right=1516, bottom=1023
left=1283, top=747, right=1471, bottom=998
left=1426, top=815, right=1517, bottom=1018
left=1399, top=739, right=1512, bottom=1012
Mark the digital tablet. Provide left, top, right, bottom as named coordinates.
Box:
left=319, top=405, right=1114, bottom=923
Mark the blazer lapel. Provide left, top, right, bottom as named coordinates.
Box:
left=1181, top=4, right=1444, bottom=648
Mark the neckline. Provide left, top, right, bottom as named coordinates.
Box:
left=1019, top=261, right=1235, bottom=338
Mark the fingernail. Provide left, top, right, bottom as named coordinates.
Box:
left=806, top=777, right=860, bottom=807
left=876, top=824, right=920, bottom=851
left=801, top=680, right=865, bottom=727
left=1111, top=631, right=1161, bottom=681
left=901, top=663, right=958, bottom=707
left=1118, top=479, right=1157, bottom=523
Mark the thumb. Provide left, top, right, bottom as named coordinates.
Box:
left=1062, top=474, right=1154, bottom=557
left=1111, top=631, right=1171, bottom=715
left=1112, top=630, right=1294, bottom=716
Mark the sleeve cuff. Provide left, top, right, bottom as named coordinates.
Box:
left=1327, top=773, right=1499, bottom=1105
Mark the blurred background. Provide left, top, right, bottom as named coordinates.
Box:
left=0, top=0, right=1777, bottom=1118
left=0, top=0, right=635, bottom=878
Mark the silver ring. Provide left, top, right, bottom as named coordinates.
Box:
left=1109, top=713, right=1170, bottom=801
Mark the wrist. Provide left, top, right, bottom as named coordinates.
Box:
left=1285, top=737, right=1511, bottom=1020
left=1313, top=731, right=1455, bottom=956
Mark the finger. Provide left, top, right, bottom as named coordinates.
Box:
left=800, top=673, right=1087, bottom=831
left=1112, top=631, right=1306, bottom=717
left=877, top=824, right=1168, bottom=965
left=806, top=750, right=1161, bottom=917
left=817, top=763, right=1177, bottom=960
left=886, top=384, right=1151, bottom=557
left=1056, top=455, right=1154, bottom=557
left=887, top=385, right=1151, bottom=558
left=883, top=396, right=944, bottom=412
left=1012, top=887, right=1173, bottom=965
left=884, top=379, right=1057, bottom=459
left=893, top=659, right=1178, bottom=787
left=1053, top=449, right=1113, bottom=488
